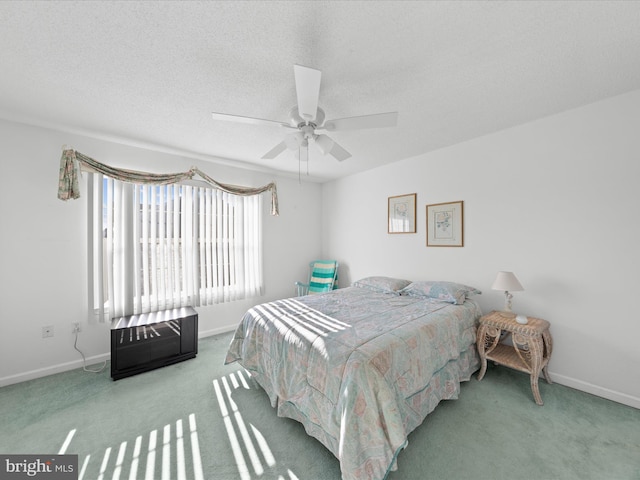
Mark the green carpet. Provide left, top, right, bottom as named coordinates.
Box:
left=1, top=332, right=639, bottom=480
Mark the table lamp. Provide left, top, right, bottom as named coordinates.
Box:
left=491, top=271, right=524, bottom=314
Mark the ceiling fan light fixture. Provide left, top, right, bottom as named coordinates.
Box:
left=315, top=134, right=335, bottom=155
left=285, top=131, right=305, bottom=150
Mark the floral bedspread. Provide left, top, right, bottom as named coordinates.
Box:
left=225, top=287, right=481, bottom=480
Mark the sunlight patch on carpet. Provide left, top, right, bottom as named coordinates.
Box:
left=57, top=414, right=204, bottom=480
left=213, top=369, right=300, bottom=480
left=58, top=429, right=76, bottom=454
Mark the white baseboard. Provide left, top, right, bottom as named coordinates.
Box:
left=0, top=353, right=110, bottom=388
left=0, top=326, right=237, bottom=388
left=550, top=371, right=640, bottom=410
left=198, top=325, right=237, bottom=338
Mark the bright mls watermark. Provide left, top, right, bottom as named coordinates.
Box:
left=1, top=455, right=77, bottom=479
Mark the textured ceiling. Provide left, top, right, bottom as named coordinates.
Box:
left=2, top=1, right=640, bottom=182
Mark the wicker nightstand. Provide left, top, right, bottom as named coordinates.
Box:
left=477, top=310, right=553, bottom=405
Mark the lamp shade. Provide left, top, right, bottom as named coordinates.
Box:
left=491, top=271, right=524, bottom=292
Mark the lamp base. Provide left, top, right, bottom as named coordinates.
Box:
left=503, top=291, right=513, bottom=312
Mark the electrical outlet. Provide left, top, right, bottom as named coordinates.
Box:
left=42, top=326, right=54, bottom=338
left=72, top=322, right=81, bottom=334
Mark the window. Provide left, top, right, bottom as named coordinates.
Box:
left=88, top=174, right=263, bottom=320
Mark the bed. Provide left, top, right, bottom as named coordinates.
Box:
left=225, top=277, right=482, bottom=480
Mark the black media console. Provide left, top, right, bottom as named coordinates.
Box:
left=110, top=307, right=198, bottom=380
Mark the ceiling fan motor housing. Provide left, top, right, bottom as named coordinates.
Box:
left=289, top=106, right=325, bottom=129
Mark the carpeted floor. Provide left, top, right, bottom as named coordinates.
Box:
left=1, top=332, right=639, bottom=480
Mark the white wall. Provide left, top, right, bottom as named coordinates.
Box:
left=3, top=89, right=640, bottom=409
left=0, top=119, right=323, bottom=385
left=322, top=89, right=640, bottom=408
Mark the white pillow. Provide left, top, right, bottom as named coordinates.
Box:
left=400, top=281, right=481, bottom=304
left=352, top=276, right=412, bottom=294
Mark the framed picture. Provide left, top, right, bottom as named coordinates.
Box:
left=426, top=200, right=464, bottom=247
left=388, top=193, right=416, bottom=234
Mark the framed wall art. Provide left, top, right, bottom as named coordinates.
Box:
left=426, top=200, right=464, bottom=246
left=388, top=193, right=416, bottom=234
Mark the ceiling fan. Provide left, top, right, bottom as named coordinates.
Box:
left=211, top=65, right=398, bottom=162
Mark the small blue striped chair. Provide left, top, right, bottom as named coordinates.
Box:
left=295, top=260, right=339, bottom=296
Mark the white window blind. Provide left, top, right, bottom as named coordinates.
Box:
left=88, top=174, right=263, bottom=320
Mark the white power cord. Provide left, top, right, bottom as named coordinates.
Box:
left=73, top=328, right=107, bottom=373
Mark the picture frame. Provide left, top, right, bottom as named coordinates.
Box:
left=426, top=200, right=464, bottom=247
left=388, top=193, right=416, bottom=234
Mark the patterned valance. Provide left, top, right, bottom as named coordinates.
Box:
left=57, top=149, right=279, bottom=215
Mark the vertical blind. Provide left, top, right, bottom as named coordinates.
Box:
left=88, top=173, right=263, bottom=320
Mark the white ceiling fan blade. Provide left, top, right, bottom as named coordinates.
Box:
left=261, top=141, right=287, bottom=159
left=328, top=139, right=352, bottom=162
left=212, top=112, right=295, bottom=129
left=322, top=112, right=398, bottom=132
left=294, top=65, right=321, bottom=122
